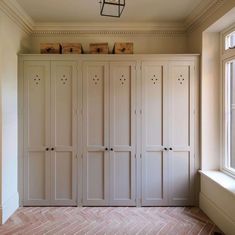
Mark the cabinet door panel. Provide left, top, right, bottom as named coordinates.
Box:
left=51, top=61, right=77, bottom=205
left=87, top=152, right=106, bottom=201
left=110, top=62, right=136, bottom=206
left=83, top=62, right=109, bottom=206
left=141, top=62, right=168, bottom=206
left=171, top=66, right=190, bottom=147
left=168, top=62, right=195, bottom=206
left=113, top=152, right=131, bottom=200
left=144, top=152, right=164, bottom=200
left=54, top=152, right=73, bottom=200
left=28, top=152, right=48, bottom=200
left=23, top=61, right=51, bottom=206
left=87, top=65, right=105, bottom=146
left=170, top=152, right=191, bottom=202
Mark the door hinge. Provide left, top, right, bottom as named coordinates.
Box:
left=140, top=109, right=142, bottom=115
left=135, top=110, right=137, bottom=115
left=76, top=154, right=78, bottom=159
left=140, top=154, right=142, bottom=159
left=135, top=154, right=137, bottom=159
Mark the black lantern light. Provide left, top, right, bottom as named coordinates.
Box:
left=100, top=0, right=125, bottom=18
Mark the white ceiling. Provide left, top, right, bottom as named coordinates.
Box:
left=16, top=0, right=203, bottom=23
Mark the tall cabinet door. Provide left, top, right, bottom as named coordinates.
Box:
left=50, top=61, right=77, bottom=206
left=23, top=61, right=51, bottom=206
left=82, top=62, right=110, bottom=206
left=168, top=61, right=195, bottom=206
left=109, top=62, right=136, bottom=206
left=141, top=62, right=169, bottom=206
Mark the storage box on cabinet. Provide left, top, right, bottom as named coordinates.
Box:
left=89, top=43, right=109, bottom=54
left=40, top=43, right=61, bottom=54
left=61, top=43, right=83, bottom=54
left=113, top=42, right=133, bottom=54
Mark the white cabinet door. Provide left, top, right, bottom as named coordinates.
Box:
left=141, top=62, right=168, bottom=206
left=168, top=61, right=195, bottom=206
left=50, top=61, right=77, bottom=205
left=23, top=61, right=51, bottom=206
left=109, top=62, right=136, bottom=206
left=82, top=62, right=110, bottom=206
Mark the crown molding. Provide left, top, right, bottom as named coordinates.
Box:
left=32, top=22, right=186, bottom=37
left=184, top=0, right=227, bottom=32
left=0, top=0, right=34, bottom=34
left=0, top=0, right=229, bottom=36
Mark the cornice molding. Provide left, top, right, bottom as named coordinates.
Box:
left=0, top=0, right=229, bottom=36
left=185, top=0, right=227, bottom=32
left=32, top=22, right=186, bottom=37
left=0, top=0, right=34, bottom=34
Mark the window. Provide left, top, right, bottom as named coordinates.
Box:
left=225, top=31, right=235, bottom=50
left=222, top=26, right=235, bottom=176
left=224, top=60, right=235, bottom=173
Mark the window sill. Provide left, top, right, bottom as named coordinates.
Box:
left=199, top=170, right=235, bottom=198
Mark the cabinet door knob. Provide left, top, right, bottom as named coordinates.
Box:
left=169, top=148, right=173, bottom=151
left=110, top=148, right=113, bottom=151
left=105, top=148, right=108, bottom=151
left=51, top=148, right=54, bottom=151
left=164, top=148, right=168, bottom=151
left=46, top=148, right=49, bottom=151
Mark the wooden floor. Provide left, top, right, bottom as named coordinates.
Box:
left=0, top=207, right=223, bottom=235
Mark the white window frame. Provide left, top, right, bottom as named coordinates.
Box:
left=221, top=24, right=235, bottom=178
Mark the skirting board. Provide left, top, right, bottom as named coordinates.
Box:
left=200, top=192, right=235, bottom=235
left=0, top=192, right=19, bottom=224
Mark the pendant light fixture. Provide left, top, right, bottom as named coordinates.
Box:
left=99, top=0, right=125, bottom=18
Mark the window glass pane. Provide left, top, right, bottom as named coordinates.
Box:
left=225, top=31, right=235, bottom=50
left=232, top=109, right=235, bottom=168
left=228, top=61, right=235, bottom=170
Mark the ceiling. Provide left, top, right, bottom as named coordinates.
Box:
left=16, top=0, right=204, bottom=23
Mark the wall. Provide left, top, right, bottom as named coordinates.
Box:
left=200, top=172, right=235, bottom=235
left=187, top=1, right=235, bottom=170
left=187, top=0, right=235, bottom=54
left=201, top=32, right=221, bottom=170
left=0, top=10, right=30, bottom=224
left=30, top=33, right=187, bottom=54
left=187, top=2, right=235, bottom=235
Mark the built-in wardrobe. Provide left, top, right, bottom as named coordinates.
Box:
left=19, top=54, right=199, bottom=207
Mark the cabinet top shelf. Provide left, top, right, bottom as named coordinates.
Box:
left=18, top=53, right=200, bottom=61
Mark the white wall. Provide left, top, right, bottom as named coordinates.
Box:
left=187, top=1, right=235, bottom=170
left=30, top=34, right=187, bottom=54
left=187, top=3, right=235, bottom=235
left=0, top=10, right=30, bottom=224
left=201, top=32, right=221, bottom=170
left=200, top=172, right=235, bottom=235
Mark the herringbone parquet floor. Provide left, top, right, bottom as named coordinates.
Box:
left=0, top=207, right=223, bottom=235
